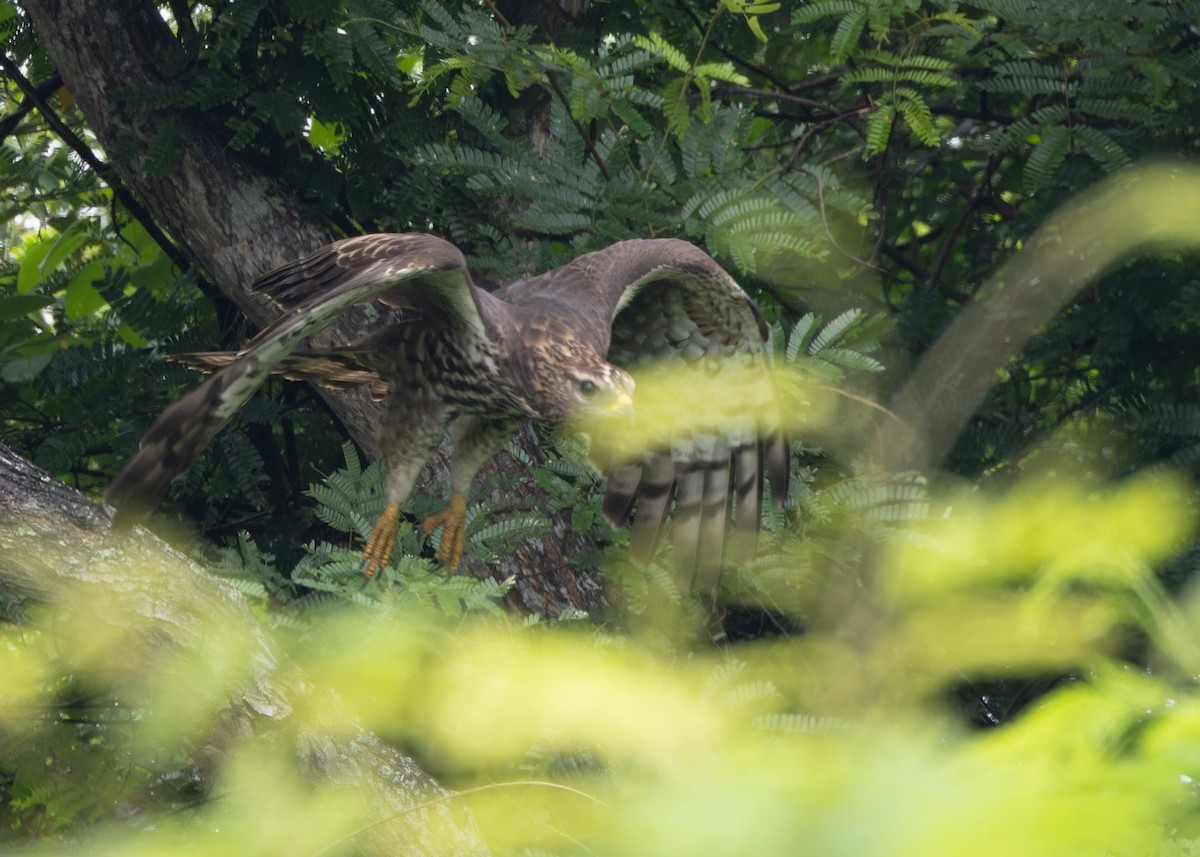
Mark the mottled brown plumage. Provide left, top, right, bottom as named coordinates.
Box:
left=105, top=234, right=789, bottom=591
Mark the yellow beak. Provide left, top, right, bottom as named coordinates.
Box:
left=602, top=389, right=635, bottom=417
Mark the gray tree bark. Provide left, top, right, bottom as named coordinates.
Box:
left=17, top=0, right=605, bottom=616
left=0, top=443, right=487, bottom=855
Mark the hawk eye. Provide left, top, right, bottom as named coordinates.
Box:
left=579, top=379, right=597, bottom=396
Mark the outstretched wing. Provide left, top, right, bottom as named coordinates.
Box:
left=105, top=233, right=481, bottom=523
left=503, top=238, right=789, bottom=594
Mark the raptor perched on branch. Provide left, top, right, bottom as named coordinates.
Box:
left=105, top=234, right=789, bottom=593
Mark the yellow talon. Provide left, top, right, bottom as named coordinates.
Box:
left=361, top=501, right=401, bottom=580
left=422, top=492, right=468, bottom=571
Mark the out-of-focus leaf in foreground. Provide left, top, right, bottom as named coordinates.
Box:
left=5, top=461, right=1200, bottom=855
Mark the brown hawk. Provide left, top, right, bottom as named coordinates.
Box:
left=105, top=234, right=789, bottom=592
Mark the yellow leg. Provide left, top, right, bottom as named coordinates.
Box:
left=361, top=501, right=401, bottom=580
left=422, top=492, right=468, bottom=571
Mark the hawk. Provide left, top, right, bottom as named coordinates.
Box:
left=105, top=234, right=789, bottom=592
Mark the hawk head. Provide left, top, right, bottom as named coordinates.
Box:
left=511, top=335, right=634, bottom=423
left=568, top=360, right=635, bottom=421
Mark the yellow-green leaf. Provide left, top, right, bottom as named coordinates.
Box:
left=747, top=15, right=769, bottom=42
left=64, top=277, right=107, bottom=320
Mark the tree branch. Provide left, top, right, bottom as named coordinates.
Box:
left=0, top=70, right=60, bottom=140
left=714, top=84, right=839, bottom=118
left=925, top=153, right=1003, bottom=295
left=0, top=443, right=487, bottom=856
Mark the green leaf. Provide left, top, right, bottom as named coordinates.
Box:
left=16, top=227, right=88, bottom=293
left=396, top=47, right=424, bottom=77
left=662, top=83, right=692, bottom=140
left=610, top=98, right=652, bottom=136
left=693, top=62, right=750, bottom=86
left=830, top=7, right=868, bottom=63
left=864, top=102, right=894, bottom=156
left=114, top=219, right=165, bottom=260
left=842, top=67, right=956, bottom=87
left=746, top=17, right=768, bottom=43
left=64, top=277, right=107, bottom=320
left=128, top=253, right=177, bottom=294
left=307, top=116, right=347, bottom=154
left=1073, top=125, right=1131, bottom=174
left=1133, top=57, right=1172, bottom=101
left=717, top=0, right=779, bottom=44
left=1, top=353, right=53, bottom=382
left=810, top=308, right=864, bottom=354
left=63, top=257, right=118, bottom=319
left=1023, top=123, right=1071, bottom=192
left=931, top=10, right=982, bottom=37
left=15, top=239, right=52, bottom=294
left=721, top=0, right=780, bottom=14
left=896, top=90, right=937, bottom=146
left=634, top=34, right=690, bottom=74
left=116, top=323, right=148, bottom=348
left=786, top=313, right=822, bottom=362
left=0, top=294, right=55, bottom=321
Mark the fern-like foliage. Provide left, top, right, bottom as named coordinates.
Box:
left=279, top=442, right=511, bottom=617
left=305, top=440, right=389, bottom=542
left=404, top=6, right=873, bottom=287
left=774, top=309, right=893, bottom=399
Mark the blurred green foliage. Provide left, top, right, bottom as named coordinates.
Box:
left=6, top=0, right=1200, bottom=851
left=5, top=467, right=1200, bottom=854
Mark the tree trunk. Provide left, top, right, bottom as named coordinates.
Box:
left=18, top=0, right=605, bottom=616
left=0, top=443, right=487, bottom=855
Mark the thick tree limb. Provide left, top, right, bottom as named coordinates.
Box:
left=0, top=443, right=487, bottom=856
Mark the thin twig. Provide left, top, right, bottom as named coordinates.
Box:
left=482, top=0, right=513, bottom=29
left=307, top=779, right=607, bottom=857
left=544, top=71, right=611, bottom=181
left=784, top=105, right=873, bottom=172
left=881, top=243, right=971, bottom=305
left=793, top=164, right=888, bottom=275
left=670, top=0, right=791, bottom=90
left=926, top=153, right=1003, bottom=295
left=715, top=84, right=838, bottom=117
left=788, top=72, right=844, bottom=92
left=0, top=73, right=61, bottom=141
left=806, top=382, right=902, bottom=424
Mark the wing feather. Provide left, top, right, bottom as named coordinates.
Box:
left=253, top=233, right=489, bottom=340
left=628, top=453, right=675, bottom=566
left=601, top=462, right=642, bottom=525
left=513, top=239, right=788, bottom=591
left=669, top=441, right=706, bottom=581
left=731, top=441, right=763, bottom=533
left=694, top=436, right=732, bottom=595
left=763, top=431, right=790, bottom=507
left=105, top=234, right=479, bottom=523
left=672, top=435, right=735, bottom=595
